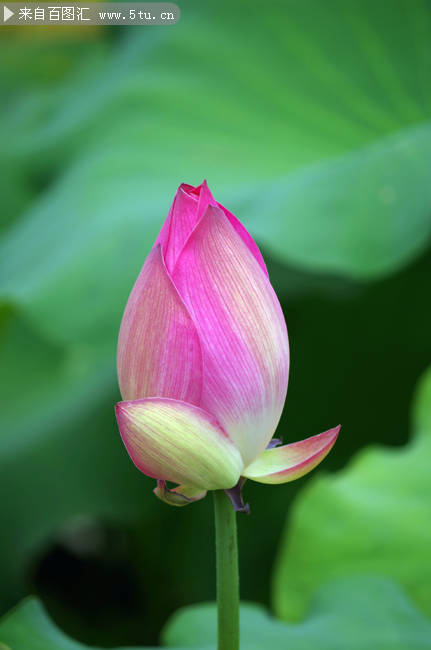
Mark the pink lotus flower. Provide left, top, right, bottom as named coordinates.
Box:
left=115, top=182, right=339, bottom=509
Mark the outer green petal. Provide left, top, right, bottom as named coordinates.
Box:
left=242, top=426, right=340, bottom=484
left=153, top=479, right=207, bottom=507
left=115, top=397, right=244, bottom=490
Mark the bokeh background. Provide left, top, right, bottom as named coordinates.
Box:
left=1, top=0, right=431, bottom=647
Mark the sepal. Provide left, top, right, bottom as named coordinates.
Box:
left=223, top=477, right=250, bottom=514
left=154, top=480, right=207, bottom=507
left=266, top=437, right=283, bottom=449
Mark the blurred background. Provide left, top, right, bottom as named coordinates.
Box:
left=0, top=0, right=431, bottom=646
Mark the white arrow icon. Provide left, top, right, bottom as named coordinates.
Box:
left=4, top=5, right=14, bottom=21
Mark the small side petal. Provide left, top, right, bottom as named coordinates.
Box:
left=190, top=179, right=217, bottom=223
left=154, top=479, right=206, bottom=507
left=190, top=180, right=268, bottom=276
left=154, top=186, right=199, bottom=273
left=116, top=398, right=244, bottom=490
left=172, top=205, right=289, bottom=468
left=154, top=183, right=194, bottom=254
left=242, top=426, right=340, bottom=484
left=117, top=245, right=203, bottom=404
left=216, top=202, right=269, bottom=278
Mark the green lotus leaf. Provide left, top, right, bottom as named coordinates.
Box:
left=163, top=575, right=431, bottom=649
left=273, top=364, right=431, bottom=621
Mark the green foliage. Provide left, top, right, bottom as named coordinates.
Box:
left=2, top=3, right=431, bottom=318
left=273, top=365, right=431, bottom=621
left=0, top=313, right=153, bottom=615
left=0, top=597, right=146, bottom=650
left=3, top=577, right=431, bottom=650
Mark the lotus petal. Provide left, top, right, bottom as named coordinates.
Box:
left=172, top=205, right=289, bottom=467
left=117, top=245, right=203, bottom=404
left=242, top=426, right=340, bottom=484
left=116, top=397, right=244, bottom=490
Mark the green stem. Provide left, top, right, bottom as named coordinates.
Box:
left=213, top=490, right=240, bottom=650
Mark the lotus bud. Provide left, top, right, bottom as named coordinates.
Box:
left=116, top=181, right=339, bottom=509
